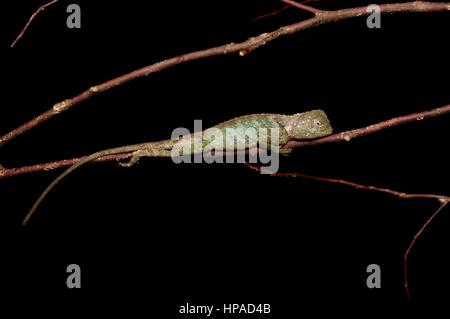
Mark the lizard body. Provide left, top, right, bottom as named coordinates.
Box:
left=23, top=110, right=332, bottom=225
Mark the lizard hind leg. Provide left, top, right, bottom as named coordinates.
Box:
left=119, top=150, right=143, bottom=167
left=119, top=148, right=172, bottom=167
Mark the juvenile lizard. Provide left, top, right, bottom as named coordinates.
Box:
left=23, top=110, right=332, bottom=225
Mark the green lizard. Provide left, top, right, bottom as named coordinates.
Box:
left=23, top=110, right=332, bottom=225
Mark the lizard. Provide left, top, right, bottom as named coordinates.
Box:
left=22, top=110, right=333, bottom=225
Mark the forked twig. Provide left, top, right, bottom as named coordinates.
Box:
left=403, top=201, right=448, bottom=299
left=245, top=163, right=450, bottom=299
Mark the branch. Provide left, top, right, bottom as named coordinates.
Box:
left=404, top=201, right=448, bottom=299
left=1, top=103, right=449, bottom=180
left=244, top=164, right=450, bottom=299
left=0, top=153, right=130, bottom=179
left=281, top=0, right=322, bottom=15
left=251, top=0, right=321, bottom=23
left=250, top=4, right=292, bottom=23
left=285, top=103, right=450, bottom=148
left=2, top=1, right=449, bottom=147
left=245, top=164, right=450, bottom=203
left=10, top=0, right=59, bottom=48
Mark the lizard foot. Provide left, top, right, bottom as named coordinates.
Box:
left=119, top=150, right=145, bottom=167
left=279, top=147, right=293, bottom=157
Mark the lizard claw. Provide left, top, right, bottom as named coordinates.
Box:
left=119, top=158, right=138, bottom=167
left=118, top=152, right=141, bottom=167
left=279, top=147, right=293, bottom=157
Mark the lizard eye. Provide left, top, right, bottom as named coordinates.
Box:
left=313, top=119, right=321, bottom=126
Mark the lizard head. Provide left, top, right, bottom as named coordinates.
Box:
left=286, top=109, right=333, bottom=139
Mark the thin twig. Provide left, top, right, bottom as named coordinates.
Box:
left=10, top=0, right=59, bottom=48
left=250, top=4, right=292, bottom=23
left=245, top=163, right=449, bottom=299
left=250, top=0, right=316, bottom=22
left=1, top=103, right=449, bottom=179
left=2, top=1, right=449, bottom=147
left=281, top=0, right=323, bottom=15
left=403, top=201, right=448, bottom=299
left=245, top=163, right=450, bottom=202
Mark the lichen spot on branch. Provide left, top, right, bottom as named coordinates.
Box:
left=52, top=100, right=71, bottom=113
left=343, top=134, right=351, bottom=141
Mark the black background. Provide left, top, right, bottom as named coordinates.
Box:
left=1, top=0, right=449, bottom=313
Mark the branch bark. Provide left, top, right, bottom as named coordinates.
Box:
left=10, top=0, right=59, bottom=48
left=2, top=1, right=449, bottom=147
left=1, top=103, right=449, bottom=179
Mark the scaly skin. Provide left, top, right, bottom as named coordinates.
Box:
left=23, top=110, right=332, bottom=225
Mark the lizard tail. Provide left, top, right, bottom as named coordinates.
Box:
left=22, top=145, right=143, bottom=226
